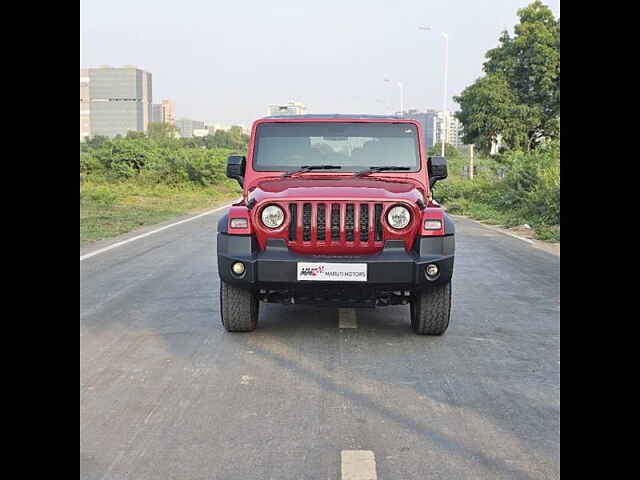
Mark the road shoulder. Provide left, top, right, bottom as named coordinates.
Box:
left=451, top=215, right=560, bottom=256
left=80, top=200, right=237, bottom=259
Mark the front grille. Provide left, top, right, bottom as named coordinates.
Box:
left=287, top=201, right=384, bottom=247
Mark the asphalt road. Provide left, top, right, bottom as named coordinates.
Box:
left=80, top=210, right=560, bottom=480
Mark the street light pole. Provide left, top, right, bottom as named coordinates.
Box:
left=384, top=78, right=404, bottom=115
left=441, top=32, right=449, bottom=157
left=418, top=26, right=449, bottom=157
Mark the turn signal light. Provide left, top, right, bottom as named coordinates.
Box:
left=424, top=219, right=442, bottom=230
left=230, top=218, right=248, bottom=229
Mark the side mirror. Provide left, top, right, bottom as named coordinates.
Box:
left=427, top=156, right=448, bottom=188
left=226, top=155, right=246, bottom=187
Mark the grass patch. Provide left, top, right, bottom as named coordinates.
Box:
left=80, top=181, right=240, bottom=246
left=443, top=198, right=560, bottom=243
left=533, top=224, right=560, bottom=242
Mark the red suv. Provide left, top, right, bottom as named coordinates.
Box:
left=217, top=115, right=454, bottom=335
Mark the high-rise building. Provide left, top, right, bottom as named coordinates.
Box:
left=434, top=111, right=465, bottom=149
left=151, top=104, right=163, bottom=123
left=161, top=99, right=176, bottom=125
left=176, top=118, right=205, bottom=138
left=267, top=101, right=307, bottom=116
left=401, top=109, right=465, bottom=150
left=150, top=100, right=177, bottom=126
left=88, top=66, right=152, bottom=137
left=401, top=109, right=439, bottom=148
left=150, top=104, right=163, bottom=123
left=80, top=69, right=91, bottom=140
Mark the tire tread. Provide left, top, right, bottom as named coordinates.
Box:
left=411, top=282, right=451, bottom=335
left=220, top=282, right=258, bottom=332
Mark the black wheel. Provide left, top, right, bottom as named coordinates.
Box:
left=219, top=281, right=259, bottom=332
left=410, top=282, right=452, bottom=335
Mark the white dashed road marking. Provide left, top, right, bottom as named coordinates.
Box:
left=339, top=308, right=357, bottom=328
left=341, top=450, right=377, bottom=480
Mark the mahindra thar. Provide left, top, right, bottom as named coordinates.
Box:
left=217, top=115, right=454, bottom=335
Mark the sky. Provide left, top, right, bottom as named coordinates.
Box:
left=80, top=0, right=559, bottom=128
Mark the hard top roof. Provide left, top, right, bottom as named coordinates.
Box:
left=261, top=114, right=404, bottom=120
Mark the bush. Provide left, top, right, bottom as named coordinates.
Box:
left=437, top=139, right=559, bottom=240
left=80, top=135, right=244, bottom=190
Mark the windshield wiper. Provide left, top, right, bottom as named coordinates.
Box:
left=353, top=166, right=411, bottom=177
left=281, top=165, right=342, bottom=178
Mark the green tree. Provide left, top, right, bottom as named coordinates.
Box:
left=147, top=122, right=180, bottom=140
left=485, top=1, right=559, bottom=116
left=429, top=143, right=460, bottom=158
left=455, top=1, right=559, bottom=152
left=125, top=130, right=147, bottom=139
left=85, top=136, right=109, bottom=149
left=455, top=73, right=538, bottom=153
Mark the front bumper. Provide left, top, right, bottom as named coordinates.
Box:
left=217, top=234, right=454, bottom=292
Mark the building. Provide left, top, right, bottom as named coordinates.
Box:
left=150, top=99, right=177, bottom=125
left=192, top=128, right=209, bottom=138
left=88, top=66, right=152, bottom=137
left=162, top=99, right=176, bottom=125
left=151, top=104, right=164, bottom=123
left=176, top=118, right=205, bottom=138
left=401, top=109, right=439, bottom=149
left=80, top=69, right=91, bottom=140
left=267, top=101, right=307, bottom=116
left=401, top=109, right=465, bottom=150
left=434, top=111, right=465, bottom=149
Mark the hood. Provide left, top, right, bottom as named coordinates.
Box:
left=248, top=176, right=425, bottom=205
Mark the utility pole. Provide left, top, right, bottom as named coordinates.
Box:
left=469, top=144, right=475, bottom=180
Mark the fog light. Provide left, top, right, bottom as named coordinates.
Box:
left=425, top=264, right=439, bottom=279
left=232, top=262, right=245, bottom=275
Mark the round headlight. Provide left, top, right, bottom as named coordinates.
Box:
left=387, top=205, right=411, bottom=230
left=261, top=205, right=285, bottom=229
left=387, top=205, right=411, bottom=229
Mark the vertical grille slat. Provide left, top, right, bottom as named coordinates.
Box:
left=331, top=204, right=340, bottom=241
left=317, top=204, right=326, bottom=241
left=302, top=203, right=312, bottom=242
left=368, top=203, right=375, bottom=244
left=345, top=204, right=354, bottom=242
left=359, top=204, right=369, bottom=243
left=288, top=204, right=297, bottom=241
left=296, top=201, right=304, bottom=243
left=375, top=204, right=383, bottom=241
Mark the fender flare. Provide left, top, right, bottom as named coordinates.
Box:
left=217, top=213, right=229, bottom=233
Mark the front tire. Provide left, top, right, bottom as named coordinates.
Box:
left=220, top=281, right=259, bottom=332
left=410, top=282, right=451, bottom=335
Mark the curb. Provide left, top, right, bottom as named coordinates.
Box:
left=451, top=215, right=559, bottom=256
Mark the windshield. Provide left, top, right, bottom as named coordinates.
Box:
left=253, top=122, right=420, bottom=172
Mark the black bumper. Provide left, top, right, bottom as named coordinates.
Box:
left=217, top=234, right=454, bottom=291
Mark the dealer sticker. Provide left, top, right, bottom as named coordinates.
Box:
left=297, top=262, right=367, bottom=282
